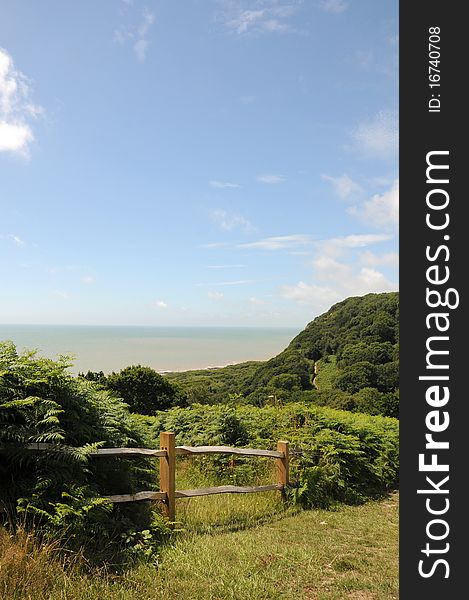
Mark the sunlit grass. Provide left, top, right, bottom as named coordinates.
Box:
left=0, top=494, right=398, bottom=600
left=315, top=356, right=339, bottom=390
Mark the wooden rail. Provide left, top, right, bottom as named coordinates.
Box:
left=175, top=445, right=284, bottom=458
left=20, top=434, right=290, bottom=524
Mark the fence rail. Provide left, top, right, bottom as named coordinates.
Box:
left=20, top=433, right=290, bottom=524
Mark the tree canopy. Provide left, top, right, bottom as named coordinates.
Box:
left=105, top=365, right=186, bottom=415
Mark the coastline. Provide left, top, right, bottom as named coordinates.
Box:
left=0, top=325, right=298, bottom=376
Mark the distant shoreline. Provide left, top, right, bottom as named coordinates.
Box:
left=0, top=325, right=298, bottom=376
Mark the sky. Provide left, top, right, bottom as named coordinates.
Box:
left=0, top=0, right=398, bottom=327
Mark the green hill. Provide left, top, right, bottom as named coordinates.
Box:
left=167, top=292, right=399, bottom=417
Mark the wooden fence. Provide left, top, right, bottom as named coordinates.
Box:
left=83, top=432, right=289, bottom=522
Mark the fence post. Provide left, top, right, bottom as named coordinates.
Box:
left=276, top=440, right=289, bottom=500
left=160, top=432, right=176, bottom=523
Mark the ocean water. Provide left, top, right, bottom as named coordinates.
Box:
left=0, top=325, right=300, bottom=375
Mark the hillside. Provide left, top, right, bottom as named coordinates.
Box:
left=167, top=292, right=399, bottom=416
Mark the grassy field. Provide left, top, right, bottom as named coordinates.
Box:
left=0, top=492, right=398, bottom=600
left=314, top=356, right=339, bottom=390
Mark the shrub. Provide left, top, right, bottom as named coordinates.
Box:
left=105, top=365, right=186, bottom=415
left=144, top=402, right=399, bottom=509
left=0, top=342, right=161, bottom=561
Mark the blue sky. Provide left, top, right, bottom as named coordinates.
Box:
left=0, top=0, right=398, bottom=327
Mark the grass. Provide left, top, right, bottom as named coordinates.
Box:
left=0, top=492, right=398, bottom=600
left=314, top=356, right=339, bottom=390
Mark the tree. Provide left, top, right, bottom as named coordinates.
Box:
left=338, top=341, right=394, bottom=367
left=335, top=361, right=377, bottom=394
left=105, top=365, right=185, bottom=415
left=269, top=373, right=302, bottom=391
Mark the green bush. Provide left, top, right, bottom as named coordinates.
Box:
left=142, top=402, right=399, bottom=508
left=0, top=342, right=163, bottom=562
left=105, top=365, right=186, bottom=415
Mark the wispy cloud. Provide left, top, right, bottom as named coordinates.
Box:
left=206, top=264, right=246, bottom=269
left=4, top=234, right=26, bottom=247
left=200, top=241, right=231, bottom=249
left=114, top=7, right=155, bottom=62
left=207, top=279, right=256, bottom=287
left=217, top=2, right=299, bottom=36
left=81, top=275, right=96, bottom=285
left=52, top=290, right=70, bottom=300
left=281, top=281, right=339, bottom=306
left=211, top=209, right=255, bottom=233
left=351, top=110, right=398, bottom=159
left=248, top=296, right=266, bottom=305
left=209, top=180, right=241, bottom=189
left=0, top=48, right=42, bottom=157
left=239, top=234, right=314, bottom=250
left=208, top=291, right=224, bottom=300
left=155, top=300, right=168, bottom=308
left=348, top=179, right=399, bottom=230
left=360, top=251, right=399, bottom=268
left=256, top=174, right=286, bottom=184
left=134, top=9, right=155, bottom=61
left=322, top=173, right=362, bottom=199
left=319, top=233, right=392, bottom=258
left=282, top=261, right=396, bottom=308
left=281, top=228, right=397, bottom=309
left=318, top=0, right=349, bottom=14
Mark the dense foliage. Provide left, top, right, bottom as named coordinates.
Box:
left=136, top=403, right=399, bottom=508
left=0, top=342, right=168, bottom=561
left=289, top=292, right=398, bottom=360
left=167, top=293, right=399, bottom=417
left=104, top=365, right=186, bottom=414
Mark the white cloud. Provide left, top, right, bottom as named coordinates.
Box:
left=282, top=263, right=396, bottom=308
left=200, top=241, right=231, bottom=249
left=281, top=281, right=339, bottom=306
left=319, top=0, right=348, bottom=13
left=239, top=234, right=313, bottom=250
left=114, top=8, right=155, bottom=62
left=0, top=122, right=34, bottom=154
left=322, top=173, right=362, bottom=199
left=349, top=180, right=399, bottom=229
left=209, top=180, right=241, bottom=189
left=134, top=39, right=150, bottom=62
left=207, top=264, right=246, bottom=269
left=248, top=296, right=266, bottom=305
left=351, top=110, right=398, bottom=159
left=210, top=279, right=255, bottom=286
left=155, top=300, right=168, bottom=308
left=230, top=9, right=265, bottom=34
left=281, top=229, right=397, bottom=309
left=219, top=3, right=298, bottom=36
left=0, top=48, right=42, bottom=157
left=208, top=291, right=224, bottom=301
left=52, top=290, right=70, bottom=300
left=81, top=275, right=95, bottom=285
left=134, top=10, right=154, bottom=61
left=360, top=251, right=399, bottom=268
left=6, top=234, right=26, bottom=247
left=211, top=209, right=254, bottom=233
left=319, top=233, right=392, bottom=257
left=256, top=174, right=286, bottom=184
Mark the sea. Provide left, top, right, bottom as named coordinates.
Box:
left=0, top=325, right=300, bottom=375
